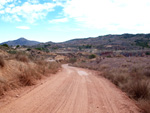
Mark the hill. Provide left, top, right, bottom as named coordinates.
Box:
left=33, top=33, right=150, bottom=52
left=61, top=33, right=150, bottom=49
left=2, top=33, right=150, bottom=51
left=1, top=38, right=40, bottom=46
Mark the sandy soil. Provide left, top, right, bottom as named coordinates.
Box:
left=0, top=64, right=140, bottom=113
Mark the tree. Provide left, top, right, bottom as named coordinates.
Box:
left=2, top=44, right=9, bottom=48
left=16, top=45, right=20, bottom=48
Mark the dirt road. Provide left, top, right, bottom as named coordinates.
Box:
left=0, top=64, right=140, bottom=113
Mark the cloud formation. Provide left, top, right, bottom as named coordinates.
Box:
left=49, top=18, right=68, bottom=23
left=1, top=0, right=150, bottom=34
left=63, top=0, right=150, bottom=32
left=16, top=26, right=30, bottom=29
left=0, top=0, right=58, bottom=23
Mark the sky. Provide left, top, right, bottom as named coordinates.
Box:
left=0, top=0, right=150, bottom=43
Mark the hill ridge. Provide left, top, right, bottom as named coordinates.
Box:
left=1, top=37, right=41, bottom=46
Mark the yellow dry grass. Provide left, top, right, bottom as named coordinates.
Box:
left=0, top=55, right=60, bottom=96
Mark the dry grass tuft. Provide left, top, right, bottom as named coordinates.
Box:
left=0, top=76, right=9, bottom=96
left=36, top=60, right=61, bottom=75
left=36, top=60, right=48, bottom=75
left=48, top=62, right=61, bottom=74
left=16, top=54, right=29, bottom=63
left=0, top=56, right=5, bottom=67
left=127, top=80, right=150, bottom=100
left=18, top=67, right=35, bottom=86
left=138, top=100, right=150, bottom=113
left=144, top=70, right=150, bottom=77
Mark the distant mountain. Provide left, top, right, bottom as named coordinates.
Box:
left=1, top=38, right=41, bottom=46
left=34, top=33, right=150, bottom=51
left=59, top=33, right=150, bottom=49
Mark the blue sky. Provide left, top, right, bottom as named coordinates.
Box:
left=0, top=0, right=150, bottom=43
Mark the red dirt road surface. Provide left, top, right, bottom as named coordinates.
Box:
left=0, top=64, right=140, bottom=113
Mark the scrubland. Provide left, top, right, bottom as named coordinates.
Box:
left=73, top=57, right=150, bottom=113
left=0, top=52, right=60, bottom=97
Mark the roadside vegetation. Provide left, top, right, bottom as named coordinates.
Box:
left=0, top=49, right=60, bottom=97
left=72, top=57, right=150, bottom=113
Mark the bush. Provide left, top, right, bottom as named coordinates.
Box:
left=16, top=45, right=20, bottom=48
left=18, top=67, right=41, bottom=86
left=48, top=62, right=61, bottom=74
left=1, top=44, right=9, bottom=48
left=19, top=71, right=34, bottom=86
left=0, top=76, right=9, bottom=96
left=36, top=60, right=47, bottom=75
left=144, top=70, right=150, bottom=77
left=36, top=60, right=60, bottom=75
left=127, top=80, right=150, bottom=100
left=7, top=50, right=17, bottom=54
left=146, top=52, right=150, bottom=55
left=89, top=54, right=96, bottom=59
left=35, top=48, right=42, bottom=51
left=16, top=54, right=29, bottom=62
left=69, top=58, right=77, bottom=64
left=0, top=56, right=5, bottom=67
left=27, top=48, right=31, bottom=51
left=0, top=83, right=8, bottom=96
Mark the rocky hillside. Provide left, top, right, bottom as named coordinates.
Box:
left=61, top=33, right=150, bottom=49
left=34, top=33, right=150, bottom=51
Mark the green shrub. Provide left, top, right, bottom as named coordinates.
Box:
left=146, top=52, right=150, bottom=55
left=35, top=48, right=42, bottom=51
left=89, top=54, right=96, bottom=59
left=7, top=50, right=17, bottom=54
left=2, top=44, right=9, bottom=48
left=16, top=45, right=20, bottom=48
left=27, top=48, right=31, bottom=51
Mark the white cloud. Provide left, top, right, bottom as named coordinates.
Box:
left=2, top=14, right=21, bottom=22
left=0, top=0, right=13, bottom=5
left=11, top=2, right=56, bottom=23
left=16, top=26, right=30, bottom=29
left=63, top=0, right=150, bottom=32
left=27, top=0, right=39, bottom=4
left=8, top=4, right=15, bottom=8
left=0, top=10, right=4, bottom=14
left=0, top=0, right=14, bottom=9
left=0, top=1, right=59, bottom=23
left=49, top=18, right=68, bottom=23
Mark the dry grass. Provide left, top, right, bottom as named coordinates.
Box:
left=0, top=56, right=5, bottom=68
left=18, top=67, right=40, bottom=86
left=0, top=76, right=9, bottom=96
left=48, top=62, right=61, bottom=74
left=127, top=80, right=150, bottom=100
left=73, top=57, right=150, bottom=112
left=138, top=100, right=150, bottom=113
left=16, top=54, right=29, bottom=62
left=36, top=60, right=61, bottom=75
left=0, top=52, right=61, bottom=97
